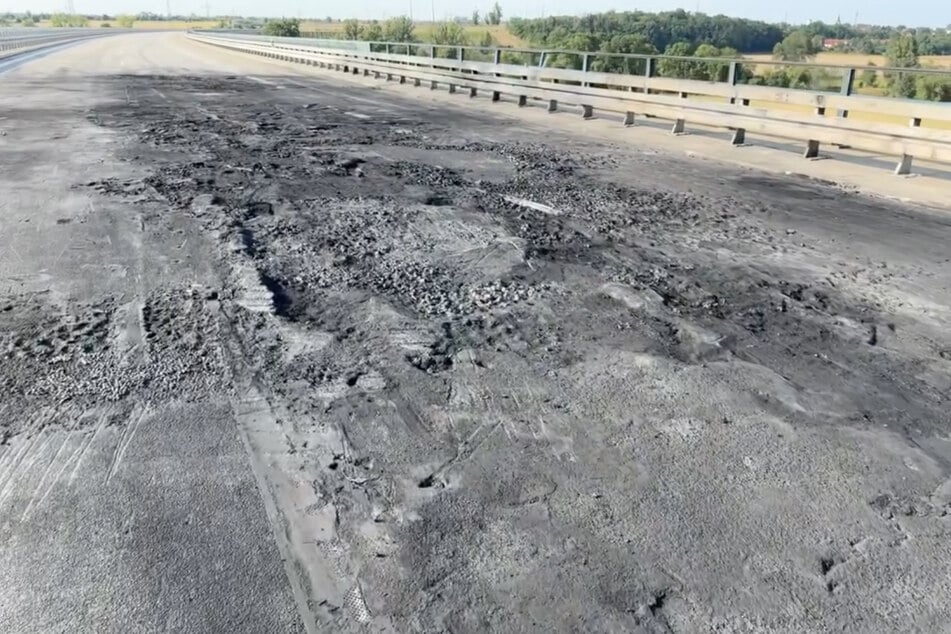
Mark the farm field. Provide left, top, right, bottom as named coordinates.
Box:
left=745, top=52, right=951, bottom=70
left=299, top=20, right=525, bottom=46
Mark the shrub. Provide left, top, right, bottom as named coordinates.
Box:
left=262, top=18, right=300, bottom=37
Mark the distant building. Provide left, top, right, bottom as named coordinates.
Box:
left=822, top=38, right=850, bottom=49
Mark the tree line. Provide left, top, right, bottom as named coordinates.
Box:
left=508, top=10, right=784, bottom=54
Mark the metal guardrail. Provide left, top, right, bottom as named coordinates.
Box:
left=202, top=31, right=371, bottom=53
left=188, top=31, right=951, bottom=175
left=0, top=28, right=116, bottom=56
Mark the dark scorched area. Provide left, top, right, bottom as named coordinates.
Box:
left=12, top=73, right=949, bottom=632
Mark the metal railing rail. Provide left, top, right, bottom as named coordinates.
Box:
left=0, top=28, right=118, bottom=55
left=188, top=31, right=951, bottom=175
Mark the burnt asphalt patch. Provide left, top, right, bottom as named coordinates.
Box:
left=7, top=71, right=949, bottom=631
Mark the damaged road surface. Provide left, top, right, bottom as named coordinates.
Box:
left=2, top=34, right=951, bottom=633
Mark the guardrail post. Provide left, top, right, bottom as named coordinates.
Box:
left=837, top=68, right=855, bottom=118
left=469, top=87, right=478, bottom=98
left=645, top=57, right=657, bottom=95
left=672, top=90, right=687, bottom=134
left=385, top=43, right=390, bottom=54
left=727, top=62, right=750, bottom=105
left=582, top=105, right=594, bottom=119
left=430, top=80, right=437, bottom=90
left=548, top=99, right=558, bottom=112
left=518, top=95, right=527, bottom=107
left=910, top=117, right=922, bottom=128
left=895, top=154, right=913, bottom=175
left=494, top=48, right=501, bottom=64
left=492, top=91, right=501, bottom=102
left=804, top=140, right=820, bottom=159
left=731, top=128, right=746, bottom=145
left=728, top=62, right=739, bottom=87
left=449, top=83, right=457, bottom=94
left=414, top=78, right=421, bottom=87
left=624, top=112, right=636, bottom=126
left=458, top=46, right=464, bottom=62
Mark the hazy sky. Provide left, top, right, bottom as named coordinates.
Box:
left=9, top=0, right=950, bottom=27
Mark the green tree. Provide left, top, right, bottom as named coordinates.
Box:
left=382, top=16, right=415, bottom=42
left=885, top=32, right=919, bottom=98
left=772, top=30, right=818, bottom=60
left=116, top=14, right=135, bottom=27
left=262, top=18, right=300, bottom=37
left=886, top=32, right=919, bottom=66
left=362, top=21, right=383, bottom=41
left=342, top=18, right=362, bottom=40
left=915, top=75, right=951, bottom=101
left=478, top=30, right=494, bottom=48
left=508, top=10, right=784, bottom=54
left=659, top=41, right=697, bottom=78
left=859, top=62, right=877, bottom=89
left=591, top=34, right=657, bottom=75
left=546, top=33, right=598, bottom=69
left=432, top=21, right=467, bottom=47
left=486, top=2, right=502, bottom=26
left=694, top=43, right=739, bottom=82
left=471, top=10, right=480, bottom=26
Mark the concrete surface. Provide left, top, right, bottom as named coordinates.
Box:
left=1, top=32, right=950, bottom=633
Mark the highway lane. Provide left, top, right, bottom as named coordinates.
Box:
left=2, top=33, right=951, bottom=632
left=0, top=34, right=306, bottom=634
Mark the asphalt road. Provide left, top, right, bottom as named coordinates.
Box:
left=2, top=33, right=950, bottom=633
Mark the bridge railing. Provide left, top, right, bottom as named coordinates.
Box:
left=0, top=28, right=116, bottom=56
left=188, top=31, right=951, bottom=175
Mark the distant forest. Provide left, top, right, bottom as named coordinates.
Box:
left=508, top=10, right=951, bottom=56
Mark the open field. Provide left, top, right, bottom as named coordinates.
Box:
left=745, top=52, right=951, bottom=70
left=299, top=20, right=525, bottom=46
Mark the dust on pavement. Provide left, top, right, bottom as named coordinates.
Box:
left=3, top=63, right=951, bottom=633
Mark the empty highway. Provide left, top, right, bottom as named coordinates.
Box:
left=2, top=33, right=951, bottom=633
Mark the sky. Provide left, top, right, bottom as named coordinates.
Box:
left=6, top=0, right=950, bottom=28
